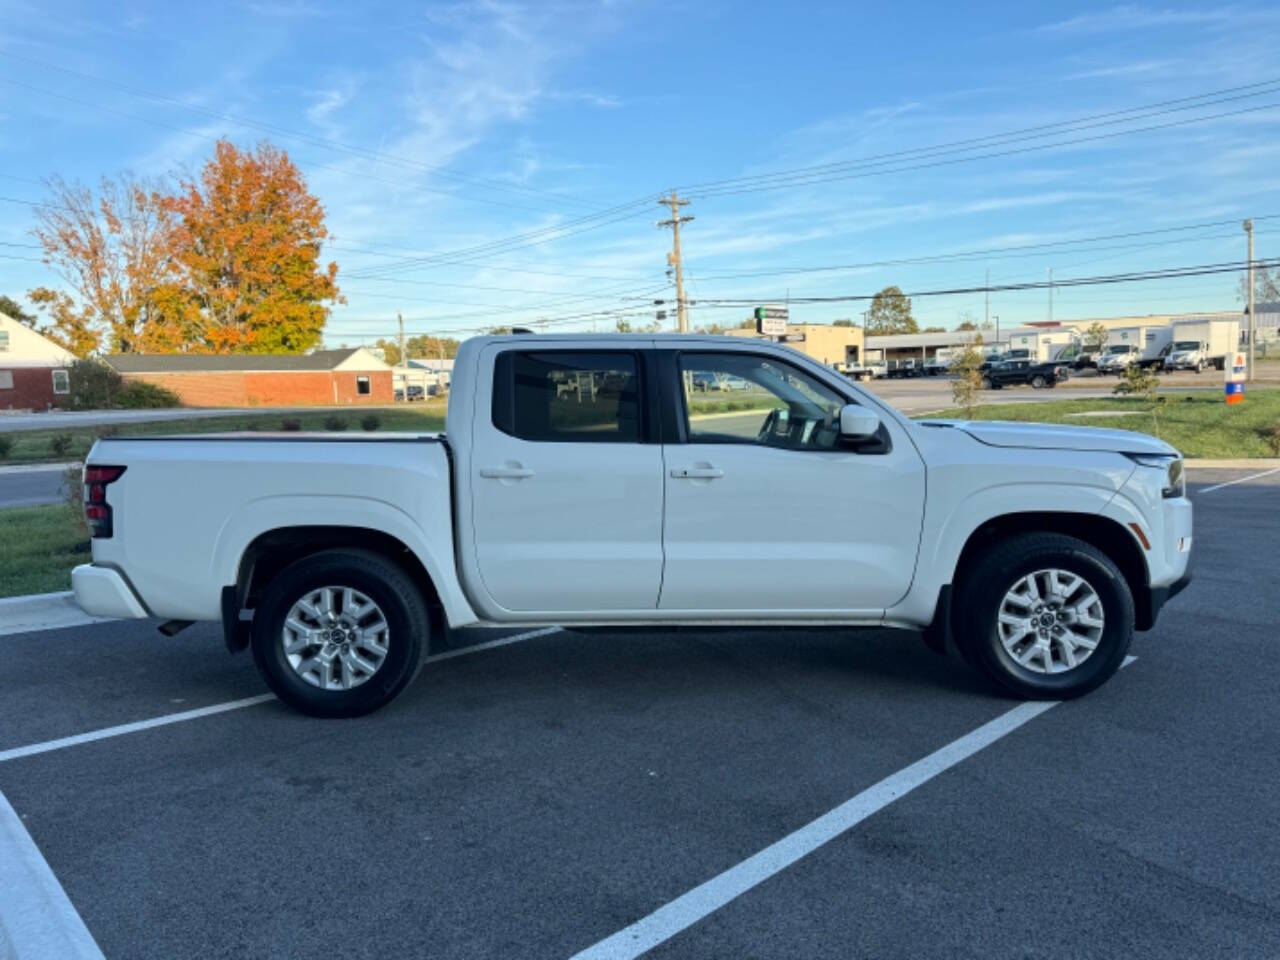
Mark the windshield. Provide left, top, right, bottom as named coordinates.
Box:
left=1106, top=345, right=1133, bottom=354
left=1174, top=341, right=1200, bottom=350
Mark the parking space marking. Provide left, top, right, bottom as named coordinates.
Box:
left=0, top=627, right=563, bottom=766
left=0, top=790, right=104, bottom=959
left=0, top=694, right=277, bottom=765
left=572, top=656, right=1137, bottom=960
left=1196, top=467, right=1280, bottom=494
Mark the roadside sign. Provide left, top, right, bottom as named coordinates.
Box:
left=1225, top=350, right=1247, bottom=404
left=754, top=305, right=788, bottom=336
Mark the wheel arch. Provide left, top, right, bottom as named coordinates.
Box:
left=953, top=511, right=1153, bottom=629
left=224, top=525, right=454, bottom=652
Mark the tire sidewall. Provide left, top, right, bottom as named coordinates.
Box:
left=251, top=553, right=426, bottom=717
left=962, top=541, right=1133, bottom=699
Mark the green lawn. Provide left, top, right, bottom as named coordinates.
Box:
left=0, top=403, right=448, bottom=466
left=0, top=504, right=90, bottom=597
left=918, top=389, right=1280, bottom=459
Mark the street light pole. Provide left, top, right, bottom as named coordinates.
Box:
left=1244, top=219, right=1255, bottom=381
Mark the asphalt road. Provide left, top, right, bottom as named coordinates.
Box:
left=0, top=465, right=66, bottom=507
left=0, top=468, right=1277, bottom=958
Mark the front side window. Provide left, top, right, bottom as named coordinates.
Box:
left=680, top=352, right=846, bottom=450
left=356, top=375, right=371, bottom=395
left=51, top=369, right=70, bottom=394
left=493, top=350, right=641, bottom=443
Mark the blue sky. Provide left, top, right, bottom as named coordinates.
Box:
left=2, top=0, right=1279, bottom=345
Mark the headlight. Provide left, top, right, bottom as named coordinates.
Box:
left=1127, top=453, right=1185, bottom=498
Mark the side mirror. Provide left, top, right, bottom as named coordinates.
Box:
left=839, top=404, right=881, bottom=440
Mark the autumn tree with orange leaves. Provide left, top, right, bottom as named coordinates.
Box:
left=29, top=174, right=181, bottom=356
left=162, top=141, right=342, bottom=353
left=28, top=140, right=341, bottom=356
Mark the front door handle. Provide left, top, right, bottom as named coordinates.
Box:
left=670, top=466, right=724, bottom=479
left=480, top=465, right=535, bottom=480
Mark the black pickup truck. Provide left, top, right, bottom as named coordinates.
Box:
left=980, top=358, right=1069, bottom=389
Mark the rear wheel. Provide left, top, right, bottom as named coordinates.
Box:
left=251, top=549, right=429, bottom=717
left=953, top=533, right=1134, bottom=699
left=1031, top=375, right=1046, bottom=388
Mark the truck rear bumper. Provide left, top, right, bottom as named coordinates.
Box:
left=72, top=564, right=149, bottom=619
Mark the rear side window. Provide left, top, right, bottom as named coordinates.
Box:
left=493, top=350, right=641, bottom=442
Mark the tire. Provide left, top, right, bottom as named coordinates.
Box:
left=952, top=533, right=1134, bottom=700
left=981, top=377, right=992, bottom=389
left=1031, top=375, right=1046, bottom=389
left=1196, top=361, right=1204, bottom=374
left=251, top=549, right=430, bottom=717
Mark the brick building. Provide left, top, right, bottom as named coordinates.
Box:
left=0, top=310, right=75, bottom=411
left=106, top=348, right=393, bottom=407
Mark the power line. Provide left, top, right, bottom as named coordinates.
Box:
left=691, top=258, right=1280, bottom=306
left=679, top=78, right=1280, bottom=198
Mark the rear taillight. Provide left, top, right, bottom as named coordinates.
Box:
left=83, top=465, right=126, bottom=538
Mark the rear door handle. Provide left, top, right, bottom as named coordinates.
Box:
left=480, top=465, right=535, bottom=480
left=670, top=467, right=724, bottom=479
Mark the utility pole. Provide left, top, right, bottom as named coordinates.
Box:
left=1245, top=219, right=1255, bottom=381
left=1048, top=267, right=1054, bottom=324
left=658, top=190, right=693, bottom=333
left=984, top=268, right=990, bottom=331
left=397, top=312, right=407, bottom=403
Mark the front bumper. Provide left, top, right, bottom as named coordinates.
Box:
left=71, top=564, right=149, bottom=619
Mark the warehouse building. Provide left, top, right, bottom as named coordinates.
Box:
left=106, top=348, right=393, bottom=407
left=724, top=323, right=866, bottom=366
left=0, top=310, right=75, bottom=410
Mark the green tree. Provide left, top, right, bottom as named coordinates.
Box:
left=865, top=286, right=918, bottom=335
left=955, top=320, right=978, bottom=331
left=375, top=335, right=461, bottom=366
left=1083, top=321, right=1109, bottom=353
left=921, top=326, right=946, bottom=333
left=832, top=318, right=855, bottom=327
left=1113, top=363, right=1163, bottom=436
left=949, top=335, right=985, bottom=417
left=0, top=294, right=36, bottom=326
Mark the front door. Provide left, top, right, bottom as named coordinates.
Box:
left=660, top=350, right=925, bottom=615
left=469, top=348, right=664, bottom=614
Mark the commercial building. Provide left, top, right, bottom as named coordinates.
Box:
left=0, top=310, right=75, bottom=410
left=106, top=348, right=393, bottom=407
left=724, top=323, right=866, bottom=366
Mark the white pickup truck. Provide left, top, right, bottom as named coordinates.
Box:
left=73, top=334, right=1193, bottom=717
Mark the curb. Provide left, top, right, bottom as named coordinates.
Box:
left=0, top=462, right=80, bottom=475
left=0, top=591, right=116, bottom=638
left=1185, top=459, right=1280, bottom=468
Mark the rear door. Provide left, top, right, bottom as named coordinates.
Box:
left=468, top=347, right=664, bottom=613
left=659, top=349, right=925, bottom=615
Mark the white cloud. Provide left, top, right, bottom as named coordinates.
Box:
left=1038, top=5, right=1235, bottom=34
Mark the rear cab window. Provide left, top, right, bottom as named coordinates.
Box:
left=492, top=350, right=643, bottom=442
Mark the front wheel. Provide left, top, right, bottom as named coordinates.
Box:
left=981, top=376, right=992, bottom=389
left=251, top=549, right=430, bottom=717
left=953, top=533, right=1134, bottom=699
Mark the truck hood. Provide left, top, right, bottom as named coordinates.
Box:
left=923, top=419, right=1179, bottom=456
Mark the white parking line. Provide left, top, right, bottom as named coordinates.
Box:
left=0, top=627, right=563, bottom=766
left=571, top=656, right=1137, bottom=960
left=1197, top=467, right=1280, bottom=494
left=0, top=790, right=104, bottom=959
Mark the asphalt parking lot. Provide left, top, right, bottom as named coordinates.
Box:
left=2, top=468, right=1278, bottom=959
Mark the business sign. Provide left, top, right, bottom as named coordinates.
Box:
left=754, top=306, right=788, bottom=336
left=1225, top=350, right=1247, bottom=404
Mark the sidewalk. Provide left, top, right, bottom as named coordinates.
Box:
left=0, top=591, right=115, bottom=638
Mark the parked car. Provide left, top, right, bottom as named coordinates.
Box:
left=407, top=385, right=426, bottom=401
left=981, top=359, right=1069, bottom=389
left=73, top=334, right=1191, bottom=717
left=1071, top=348, right=1101, bottom=371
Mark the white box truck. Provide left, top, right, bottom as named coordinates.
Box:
left=1098, top=326, right=1173, bottom=374
left=1162, top=318, right=1239, bottom=372
left=1004, top=329, right=1076, bottom=363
